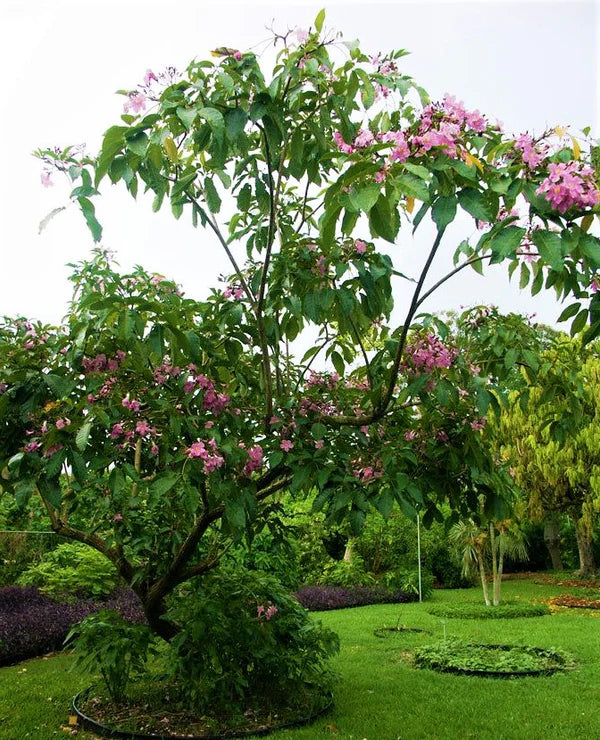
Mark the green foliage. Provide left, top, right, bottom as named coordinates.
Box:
left=18, top=542, right=119, bottom=599
left=413, top=639, right=571, bottom=676
left=427, top=601, right=550, bottom=619
left=66, top=610, right=156, bottom=702
left=319, top=554, right=377, bottom=588
left=163, top=566, right=340, bottom=713
left=384, top=567, right=434, bottom=599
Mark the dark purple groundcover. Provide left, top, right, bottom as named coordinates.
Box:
left=0, top=586, right=145, bottom=667
left=293, top=585, right=416, bottom=611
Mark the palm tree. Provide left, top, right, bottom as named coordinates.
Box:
left=450, top=518, right=528, bottom=606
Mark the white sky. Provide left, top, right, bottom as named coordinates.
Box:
left=0, top=0, right=598, bottom=329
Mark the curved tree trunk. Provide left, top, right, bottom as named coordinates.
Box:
left=543, top=514, right=563, bottom=572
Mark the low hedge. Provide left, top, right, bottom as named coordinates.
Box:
left=426, top=601, right=550, bottom=620
left=0, top=586, right=144, bottom=666
left=294, top=585, right=416, bottom=611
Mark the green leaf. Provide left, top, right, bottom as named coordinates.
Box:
left=95, top=125, right=128, bottom=185
left=37, top=477, right=61, bottom=508
left=314, top=8, right=326, bottom=33
left=38, top=207, right=66, bottom=235
left=44, top=374, right=75, bottom=398
left=311, top=423, right=327, bottom=440
left=349, top=184, right=381, bottom=213
left=198, top=107, right=225, bottom=141
left=14, top=478, right=36, bottom=508
left=369, top=195, right=398, bottom=243
left=519, top=261, right=530, bottom=289
left=557, top=302, right=581, bottom=323
left=330, top=350, right=345, bottom=376
left=224, top=108, right=247, bottom=141
left=236, top=183, right=252, bottom=211
left=487, top=226, right=526, bottom=262
left=76, top=421, right=92, bottom=452
left=77, top=197, right=102, bottom=242
left=570, top=308, right=589, bottom=336
left=176, top=106, right=197, bottom=129
left=395, top=173, right=429, bottom=202
left=531, top=230, right=564, bottom=271
left=149, top=473, right=179, bottom=499
left=204, top=178, right=221, bottom=213
left=432, top=195, right=457, bottom=230
left=125, top=131, right=149, bottom=156
left=580, top=234, right=600, bottom=267
left=457, top=188, right=495, bottom=222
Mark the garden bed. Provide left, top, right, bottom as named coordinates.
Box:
left=412, top=640, right=572, bottom=678
left=294, top=585, right=416, bottom=611
left=426, top=601, right=550, bottom=620
left=549, top=595, right=600, bottom=610
left=73, top=682, right=333, bottom=738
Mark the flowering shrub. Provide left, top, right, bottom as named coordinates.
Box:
left=1, top=9, right=599, bottom=715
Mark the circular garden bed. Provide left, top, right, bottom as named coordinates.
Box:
left=74, top=683, right=333, bottom=738
left=426, top=601, right=550, bottom=620
left=412, top=640, right=572, bottom=678
left=374, top=625, right=432, bottom=638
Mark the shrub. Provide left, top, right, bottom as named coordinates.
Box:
left=18, top=542, right=119, bottom=599
left=384, top=567, right=435, bottom=599
left=162, top=566, right=339, bottom=714
left=0, top=586, right=144, bottom=666
left=66, top=610, right=157, bottom=702
left=318, top=554, right=377, bottom=588
left=294, top=585, right=416, bottom=611
left=426, top=601, right=550, bottom=620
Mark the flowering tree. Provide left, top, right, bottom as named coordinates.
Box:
left=2, top=12, right=600, bottom=641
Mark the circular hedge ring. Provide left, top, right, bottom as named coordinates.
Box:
left=426, top=601, right=550, bottom=620
left=73, top=685, right=333, bottom=739
left=412, top=640, right=572, bottom=678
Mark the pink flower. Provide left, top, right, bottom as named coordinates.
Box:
left=590, top=278, right=599, bottom=294
left=333, top=131, right=355, bottom=155
left=150, top=443, right=159, bottom=456
left=296, top=28, right=309, bottom=43
left=280, top=439, right=294, bottom=452
left=124, top=92, right=146, bottom=114
left=55, top=418, right=71, bottom=429
left=23, top=441, right=41, bottom=453
left=113, top=513, right=123, bottom=522
left=233, top=51, right=242, bottom=61
left=354, top=239, right=367, bottom=255
left=536, top=161, right=600, bottom=214
left=354, top=129, right=375, bottom=149
left=135, top=420, right=154, bottom=437
left=144, top=69, right=158, bottom=85
left=40, top=172, right=53, bottom=188
left=314, top=440, right=324, bottom=449
left=471, top=417, right=487, bottom=431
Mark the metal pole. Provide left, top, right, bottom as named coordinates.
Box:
left=417, top=513, right=422, bottom=602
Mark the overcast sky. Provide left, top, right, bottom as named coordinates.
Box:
left=0, top=0, right=597, bottom=329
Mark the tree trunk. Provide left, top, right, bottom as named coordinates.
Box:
left=576, top=518, right=596, bottom=577
left=477, top=551, right=491, bottom=606
left=494, top=538, right=504, bottom=606
left=543, top=514, right=563, bottom=572
left=343, top=537, right=355, bottom=562
left=489, top=523, right=498, bottom=606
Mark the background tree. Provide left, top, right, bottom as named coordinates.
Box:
left=494, top=335, right=600, bottom=576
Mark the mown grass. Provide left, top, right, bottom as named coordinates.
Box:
left=1, top=579, right=599, bottom=739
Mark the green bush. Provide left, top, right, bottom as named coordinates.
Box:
left=66, top=610, right=157, bottom=702
left=163, top=566, right=340, bottom=714
left=318, top=554, right=376, bottom=588
left=17, top=542, right=119, bottom=600
left=384, top=567, right=434, bottom=599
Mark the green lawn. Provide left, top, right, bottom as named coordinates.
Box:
left=1, top=579, right=599, bottom=739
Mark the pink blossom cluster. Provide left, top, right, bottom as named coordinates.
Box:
left=223, top=285, right=244, bottom=299
left=257, top=603, right=278, bottom=620
left=82, top=351, right=126, bottom=374
left=353, top=459, right=383, bottom=484
left=242, top=444, right=264, bottom=476
left=153, top=362, right=182, bottom=385
left=536, top=161, right=600, bottom=214
left=22, top=324, right=47, bottom=350
left=403, top=334, right=457, bottom=375
left=55, top=417, right=71, bottom=429
left=470, top=417, right=487, bottom=431
left=122, top=395, right=141, bottom=412
left=184, top=374, right=230, bottom=414
left=413, top=94, right=486, bottom=159
left=186, top=438, right=225, bottom=473
left=305, top=370, right=340, bottom=390
left=514, top=133, right=547, bottom=170
left=123, top=92, right=146, bottom=115
left=280, top=439, right=294, bottom=452
left=88, top=376, right=117, bottom=404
